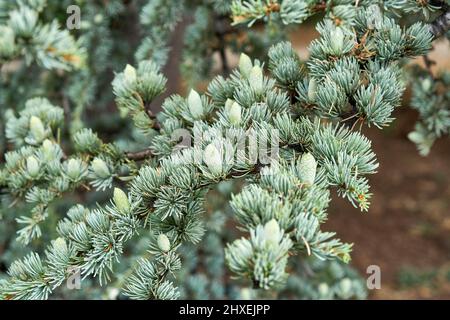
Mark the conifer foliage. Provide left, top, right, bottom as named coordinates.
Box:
left=0, top=0, right=449, bottom=300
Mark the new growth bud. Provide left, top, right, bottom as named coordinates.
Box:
left=66, top=158, right=84, bottom=180
left=307, top=78, right=317, bottom=102
left=249, top=66, right=263, bottom=92
left=225, top=99, right=242, bottom=125
left=298, top=153, right=317, bottom=185
left=123, top=64, right=137, bottom=86
left=331, top=27, right=344, bottom=54
left=42, top=139, right=54, bottom=161
left=263, top=219, right=281, bottom=246
left=113, top=188, right=130, bottom=213
left=187, top=89, right=204, bottom=119
left=53, top=237, right=68, bottom=252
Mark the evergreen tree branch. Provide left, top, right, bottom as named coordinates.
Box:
left=2, top=0, right=447, bottom=301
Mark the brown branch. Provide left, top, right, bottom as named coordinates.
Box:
left=125, top=149, right=154, bottom=161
